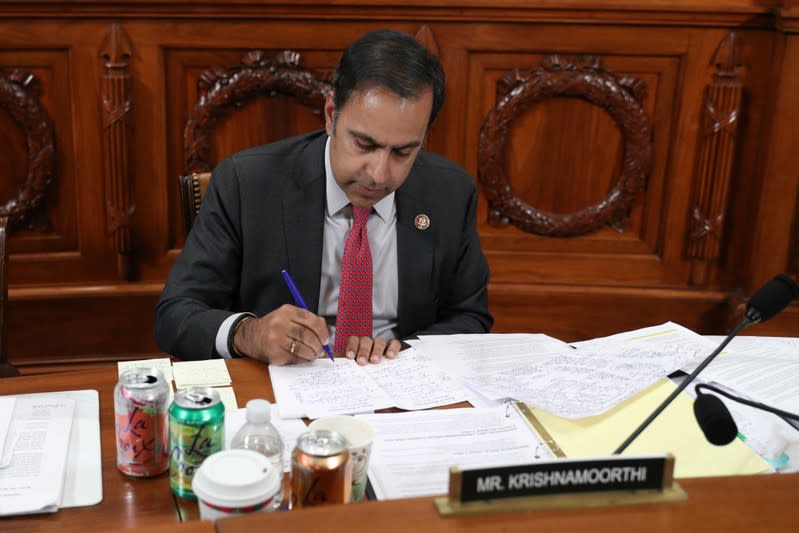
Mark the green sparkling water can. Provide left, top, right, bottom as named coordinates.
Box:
left=168, top=387, right=225, bottom=500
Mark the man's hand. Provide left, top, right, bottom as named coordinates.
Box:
left=342, top=336, right=402, bottom=365
left=233, top=305, right=330, bottom=365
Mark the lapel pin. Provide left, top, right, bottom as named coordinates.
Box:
left=414, top=214, right=430, bottom=230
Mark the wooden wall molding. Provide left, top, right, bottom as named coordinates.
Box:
left=686, top=32, right=744, bottom=286
left=0, top=68, right=56, bottom=227
left=478, top=55, right=652, bottom=237
left=100, top=23, right=136, bottom=280
left=184, top=50, right=330, bottom=173
left=0, top=1, right=777, bottom=28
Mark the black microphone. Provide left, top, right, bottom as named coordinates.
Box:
left=693, top=390, right=738, bottom=445
left=745, top=273, right=799, bottom=323
left=613, top=274, right=799, bottom=454
left=694, top=383, right=799, bottom=445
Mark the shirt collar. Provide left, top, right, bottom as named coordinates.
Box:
left=325, top=136, right=395, bottom=222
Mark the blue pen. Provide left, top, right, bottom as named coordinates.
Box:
left=280, top=269, right=335, bottom=362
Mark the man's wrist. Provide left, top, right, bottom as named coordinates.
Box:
left=228, top=313, right=256, bottom=358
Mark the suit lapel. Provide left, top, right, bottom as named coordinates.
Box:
left=282, top=134, right=326, bottom=312
left=396, top=168, right=437, bottom=332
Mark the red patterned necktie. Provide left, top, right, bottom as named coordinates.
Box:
left=334, top=206, right=373, bottom=353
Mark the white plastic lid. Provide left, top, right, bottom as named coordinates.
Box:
left=192, top=449, right=280, bottom=508
left=245, top=399, right=272, bottom=424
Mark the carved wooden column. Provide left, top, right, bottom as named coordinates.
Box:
left=686, top=33, right=744, bottom=286
left=100, top=24, right=135, bottom=280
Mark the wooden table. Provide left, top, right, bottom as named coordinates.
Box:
left=1, top=359, right=273, bottom=532
left=3, top=359, right=798, bottom=532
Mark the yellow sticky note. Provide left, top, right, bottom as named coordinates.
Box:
left=529, top=379, right=771, bottom=478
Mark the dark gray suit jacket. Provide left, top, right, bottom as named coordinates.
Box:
left=155, top=131, right=492, bottom=360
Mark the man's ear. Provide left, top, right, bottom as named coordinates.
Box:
left=324, top=92, right=336, bottom=136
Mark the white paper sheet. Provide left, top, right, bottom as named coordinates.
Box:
left=214, top=386, right=239, bottom=413
left=358, top=406, right=550, bottom=500
left=57, top=390, right=102, bottom=509
left=417, top=333, right=574, bottom=379
left=682, top=336, right=799, bottom=414
left=0, top=396, right=74, bottom=516
left=0, top=397, right=16, bottom=467
left=172, top=359, right=232, bottom=388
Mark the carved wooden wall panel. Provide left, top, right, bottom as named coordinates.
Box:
left=465, top=49, right=681, bottom=287
left=0, top=50, right=78, bottom=262
left=163, top=48, right=336, bottom=248
left=479, top=55, right=653, bottom=237
left=0, top=4, right=796, bottom=367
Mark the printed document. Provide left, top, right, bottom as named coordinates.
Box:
left=0, top=396, right=75, bottom=516
left=358, top=406, right=551, bottom=500
left=682, top=336, right=799, bottom=414
left=417, top=333, right=574, bottom=379
left=269, top=348, right=469, bottom=418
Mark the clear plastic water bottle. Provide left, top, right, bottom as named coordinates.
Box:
left=230, top=399, right=284, bottom=510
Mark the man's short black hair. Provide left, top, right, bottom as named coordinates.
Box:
left=333, top=29, right=446, bottom=127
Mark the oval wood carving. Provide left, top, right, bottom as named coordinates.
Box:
left=478, top=55, right=652, bottom=237
left=184, top=50, right=331, bottom=173
left=0, top=69, right=57, bottom=226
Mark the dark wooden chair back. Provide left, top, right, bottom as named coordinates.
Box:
left=0, top=216, right=19, bottom=377
left=178, top=171, right=212, bottom=236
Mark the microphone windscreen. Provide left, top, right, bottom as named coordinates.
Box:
left=693, top=393, right=738, bottom=446
left=746, top=274, right=799, bottom=322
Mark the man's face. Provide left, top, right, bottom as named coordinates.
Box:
left=325, top=87, right=432, bottom=208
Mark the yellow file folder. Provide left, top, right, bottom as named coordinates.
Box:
left=527, top=378, right=771, bottom=478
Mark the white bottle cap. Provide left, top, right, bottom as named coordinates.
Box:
left=245, top=399, right=272, bottom=424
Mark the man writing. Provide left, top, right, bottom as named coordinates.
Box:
left=155, top=29, right=492, bottom=366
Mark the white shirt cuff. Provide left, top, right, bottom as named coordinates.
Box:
left=215, top=313, right=247, bottom=359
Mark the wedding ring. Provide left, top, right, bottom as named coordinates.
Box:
left=290, top=340, right=296, bottom=355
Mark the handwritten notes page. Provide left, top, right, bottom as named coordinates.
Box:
left=0, top=396, right=75, bottom=516
left=270, top=358, right=395, bottom=419
left=269, top=348, right=468, bottom=419
left=361, top=348, right=469, bottom=410
left=357, top=406, right=550, bottom=500
left=423, top=323, right=716, bottom=419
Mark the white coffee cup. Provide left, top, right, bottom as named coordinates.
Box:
left=192, top=449, right=282, bottom=520
left=308, top=416, right=375, bottom=502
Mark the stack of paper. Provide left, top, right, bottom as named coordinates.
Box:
left=357, top=406, right=552, bottom=500
left=0, top=395, right=77, bottom=516
left=418, top=323, right=718, bottom=419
